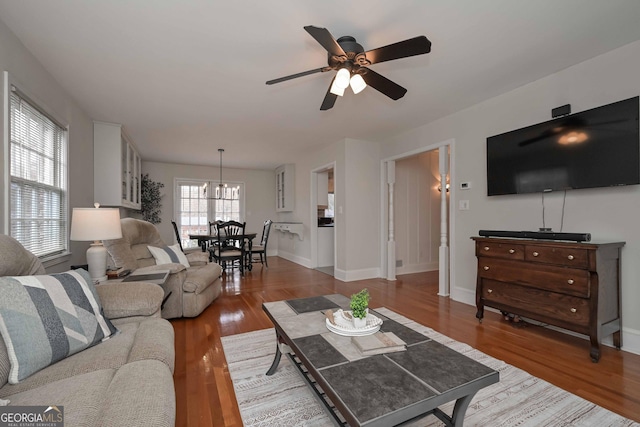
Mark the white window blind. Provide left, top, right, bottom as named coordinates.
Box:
left=9, top=88, right=68, bottom=258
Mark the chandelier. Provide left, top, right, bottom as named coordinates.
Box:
left=203, top=148, right=239, bottom=200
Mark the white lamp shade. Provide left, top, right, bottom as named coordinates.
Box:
left=70, top=207, right=122, bottom=241
left=330, top=78, right=346, bottom=96
left=334, top=68, right=351, bottom=89
left=350, top=74, right=367, bottom=94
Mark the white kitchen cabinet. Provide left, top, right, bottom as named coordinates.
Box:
left=94, top=121, right=141, bottom=209
left=276, top=164, right=294, bottom=212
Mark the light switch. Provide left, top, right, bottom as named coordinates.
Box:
left=459, top=200, right=470, bottom=210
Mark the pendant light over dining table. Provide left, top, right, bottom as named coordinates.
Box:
left=203, top=148, right=239, bottom=200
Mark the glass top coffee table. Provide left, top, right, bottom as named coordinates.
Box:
left=263, top=294, right=499, bottom=427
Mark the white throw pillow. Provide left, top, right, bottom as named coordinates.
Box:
left=148, top=244, right=190, bottom=268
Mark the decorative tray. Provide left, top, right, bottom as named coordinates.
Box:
left=325, top=309, right=382, bottom=336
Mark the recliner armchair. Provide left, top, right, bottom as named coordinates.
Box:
left=103, top=218, right=223, bottom=319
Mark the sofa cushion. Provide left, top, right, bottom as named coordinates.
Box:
left=148, top=244, right=190, bottom=268
left=0, top=318, right=174, bottom=398
left=0, top=269, right=117, bottom=383
left=6, top=368, right=116, bottom=426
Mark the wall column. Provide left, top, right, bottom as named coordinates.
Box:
left=438, top=147, right=450, bottom=296
left=387, top=161, right=396, bottom=281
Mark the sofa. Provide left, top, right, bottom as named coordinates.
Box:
left=0, top=234, right=175, bottom=427
left=103, top=218, right=223, bottom=319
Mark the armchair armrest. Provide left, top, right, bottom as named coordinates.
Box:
left=186, top=251, right=209, bottom=266
left=135, top=263, right=186, bottom=274
left=96, top=281, right=164, bottom=320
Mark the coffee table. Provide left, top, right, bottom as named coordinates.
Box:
left=263, top=295, right=499, bottom=427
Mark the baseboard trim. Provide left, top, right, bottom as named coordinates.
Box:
left=274, top=251, right=311, bottom=268
left=334, top=267, right=379, bottom=282
left=396, top=262, right=438, bottom=275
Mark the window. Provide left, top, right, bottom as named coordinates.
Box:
left=8, top=87, right=68, bottom=259
left=175, top=180, right=243, bottom=248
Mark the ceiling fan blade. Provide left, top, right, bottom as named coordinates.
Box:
left=320, top=77, right=338, bottom=110
left=365, top=36, right=431, bottom=65
left=304, top=25, right=347, bottom=59
left=361, top=68, right=407, bottom=100
left=266, top=67, right=327, bottom=85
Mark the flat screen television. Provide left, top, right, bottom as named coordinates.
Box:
left=486, top=96, right=639, bottom=196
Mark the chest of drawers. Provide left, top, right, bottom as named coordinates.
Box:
left=472, top=237, right=624, bottom=362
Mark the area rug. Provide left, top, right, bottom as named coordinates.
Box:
left=221, top=308, right=638, bottom=427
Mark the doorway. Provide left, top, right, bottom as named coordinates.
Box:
left=311, top=163, right=336, bottom=276
left=381, top=140, right=453, bottom=295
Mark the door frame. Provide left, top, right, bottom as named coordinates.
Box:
left=310, top=162, right=336, bottom=270
left=379, top=138, right=455, bottom=294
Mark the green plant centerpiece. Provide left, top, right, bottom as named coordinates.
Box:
left=350, top=288, right=370, bottom=328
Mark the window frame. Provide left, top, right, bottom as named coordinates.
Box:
left=3, top=72, right=70, bottom=266
left=173, top=178, right=245, bottom=248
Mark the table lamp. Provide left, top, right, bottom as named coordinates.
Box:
left=70, top=203, right=122, bottom=282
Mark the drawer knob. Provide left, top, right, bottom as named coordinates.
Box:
left=532, top=251, right=539, bottom=257
left=567, top=255, right=574, bottom=260
left=567, top=279, right=574, bottom=285
left=484, top=246, right=490, bottom=251
left=483, top=266, right=490, bottom=271
left=570, top=308, right=577, bottom=313
left=509, top=249, right=515, bottom=254
left=487, top=289, right=493, bottom=293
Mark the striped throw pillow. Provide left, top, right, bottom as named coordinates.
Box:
left=0, top=269, right=118, bottom=383
left=148, top=244, right=190, bottom=268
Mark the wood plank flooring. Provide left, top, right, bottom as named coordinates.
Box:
left=172, top=257, right=640, bottom=426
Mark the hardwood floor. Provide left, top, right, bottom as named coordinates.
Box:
left=172, top=257, right=640, bottom=426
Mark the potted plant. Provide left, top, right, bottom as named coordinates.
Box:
left=350, top=288, right=370, bottom=328
left=140, top=173, right=164, bottom=224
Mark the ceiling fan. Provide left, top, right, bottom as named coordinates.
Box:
left=266, top=26, right=432, bottom=110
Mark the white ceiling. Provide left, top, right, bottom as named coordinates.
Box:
left=2, top=0, right=640, bottom=170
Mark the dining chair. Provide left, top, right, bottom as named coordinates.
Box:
left=171, top=220, right=201, bottom=255
left=210, top=220, right=246, bottom=274
left=251, top=219, right=272, bottom=268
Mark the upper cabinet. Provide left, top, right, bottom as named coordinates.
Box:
left=94, top=121, right=141, bottom=210
left=276, top=164, right=294, bottom=212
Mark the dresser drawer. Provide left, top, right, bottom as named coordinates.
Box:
left=477, top=257, right=590, bottom=297
left=481, top=280, right=589, bottom=328
left=524, top=245, right=588, bottom=268
left=475, top=241, right=524, bottom=260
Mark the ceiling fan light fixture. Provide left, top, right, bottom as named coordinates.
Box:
left=350, top=73, right=367, bottom=94
left=558, top=131, right=588, bottom=145
left=330, top=79, right=345, bottom=96
left=334, top=68, right=351, bottom=89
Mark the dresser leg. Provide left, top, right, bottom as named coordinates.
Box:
left=613, top=330, right=622, bottom=349
left=475, top=308, right=484, bottom=323
left=589, top=340, right=601, bottom=363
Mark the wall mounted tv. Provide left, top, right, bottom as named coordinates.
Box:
left=486, top=96, right=639, bottom=196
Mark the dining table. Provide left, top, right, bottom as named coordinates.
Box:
left=188, top=232, right=258, bottom=271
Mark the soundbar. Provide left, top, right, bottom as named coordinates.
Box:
left=478, top=230, right=591, bottom=242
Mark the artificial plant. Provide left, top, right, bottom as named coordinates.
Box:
left=140, top=173, right=164, bottom=224
left=350, top=288, right=370, bottom=319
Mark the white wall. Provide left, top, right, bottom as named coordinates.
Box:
left=274, top=137, right=383, bottom=281
left=381, top=40, right=640, bottom=352
left=142, top=161, right=276, bottom=248
left=0, top=18, right=94, bottom=271
left=395, top=150, right=442, bottom=274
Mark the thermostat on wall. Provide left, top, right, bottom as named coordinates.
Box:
left=460, top=182, right=471, bottom=190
